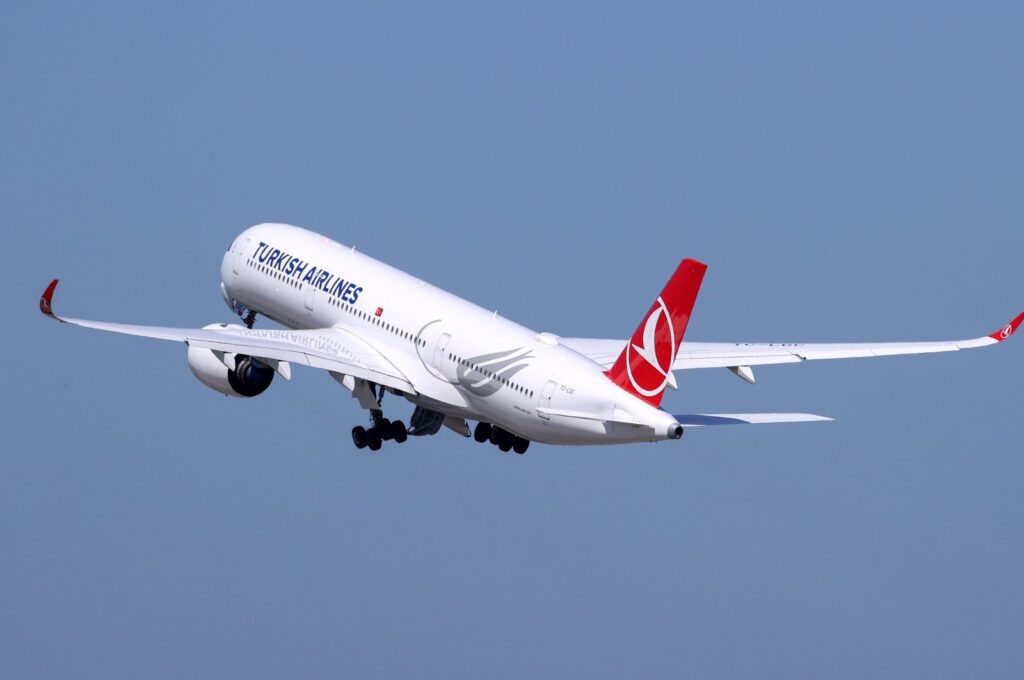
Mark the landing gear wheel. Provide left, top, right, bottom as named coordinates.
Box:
left=366, top=429, right=383, bottom=451
left=390, top=420, right=408, bottom=444
left=474, top=422, right=492, bottom=443
left=489, top=428, right=502, bottom=445
left=378, top=418, right=393, bottom=440
left=512, top=437, right=529, bottom=454
left=498, top=440, right=513, bottom=453
left=352, top=426, right=368, bottom=449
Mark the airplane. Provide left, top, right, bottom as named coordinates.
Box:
left=40, top=223, right=1023, bottom=453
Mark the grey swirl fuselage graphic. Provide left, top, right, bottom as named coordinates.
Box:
left=455, top=347, right=535, bottom=397
left=415, top=319, right=534, bottom=398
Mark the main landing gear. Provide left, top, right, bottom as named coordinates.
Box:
left=474, top=422, right=530, bottom=454
left=351, top=384, right=409, bottom=452
left=352, top=409, right=408, bottom=452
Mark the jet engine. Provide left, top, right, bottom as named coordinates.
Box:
left=187, top=342, right=274, bottom=398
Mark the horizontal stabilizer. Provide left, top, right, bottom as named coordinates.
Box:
left=674, top=413, right=833, bottom=427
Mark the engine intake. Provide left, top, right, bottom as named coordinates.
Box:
left=188, top=345, right=274, bottom=398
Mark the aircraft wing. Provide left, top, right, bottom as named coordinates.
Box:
left=561, top=310, right=1024, bottom=373
left=39, top=279, right=415, bottom=393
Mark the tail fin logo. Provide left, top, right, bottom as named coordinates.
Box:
left=626, top=296, right=676, bottom=398
left=1001, top=324, right=1013, bottom=339
left=605, top=258, right=706, bottom=406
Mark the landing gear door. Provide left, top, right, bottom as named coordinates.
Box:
left=538, top=380, right=557, bottom=419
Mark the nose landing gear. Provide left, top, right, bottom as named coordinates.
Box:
left=231, top=301, right=258, bottom=329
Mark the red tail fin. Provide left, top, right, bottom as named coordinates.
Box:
left=605, top=259, right=707, bottom=406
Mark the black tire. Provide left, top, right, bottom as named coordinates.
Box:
left=474, top=422, right=492, bottom=443
left=352, top=426, right=368, bottom=449
left=512, top=437, right=529, bottom=454
left=489, top=427, right=503, bottom=445
left=367, top=428, right=383, bottom=451
left=391, top=420, right=408, bottom=444
left=378, top=418, right=393, bottom=440
left=498, top=440, right=513, bottom=453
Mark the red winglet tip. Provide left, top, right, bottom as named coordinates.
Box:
left=40, top=278, right=59, bottom=317
left=990, top=310, right=1024, bottom=342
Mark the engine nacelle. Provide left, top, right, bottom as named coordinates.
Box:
left=187, top=340, right=274, bottom=398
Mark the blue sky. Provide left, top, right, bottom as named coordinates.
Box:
left=2, top=2, right=1023, bottom=677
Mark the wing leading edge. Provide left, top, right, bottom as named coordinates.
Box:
left=562, top=310, right=1024, bottom=371
left=39, top=279, right=415, bottom=393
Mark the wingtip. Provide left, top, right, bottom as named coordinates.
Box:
left=40, top=278, right=59, bottom=318
left=989, top=310, right=1024, bottom=342
left=792, top=413, right=834, bottom=423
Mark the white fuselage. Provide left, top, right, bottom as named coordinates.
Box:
left=220, top=224, right=680, bottom=445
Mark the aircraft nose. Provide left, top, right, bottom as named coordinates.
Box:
left=220, top=280, right=233, bottom=311
left=222, top=244, right=235, bottom=271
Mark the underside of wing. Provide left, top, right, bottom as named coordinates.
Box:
left=674, top=413, right=833, bottom=427
left=39, top=279, right=414, bottom=393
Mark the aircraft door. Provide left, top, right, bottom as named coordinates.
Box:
left=538, top=380, right=557, bottom=419
left=433, top=333, right=451, bottom=373
left=416, top=322, right=456, bottom=382
left=304, top=283, right=315, bottom=312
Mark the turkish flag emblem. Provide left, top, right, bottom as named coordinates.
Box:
left=375, top=307, right=383, bottom=317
